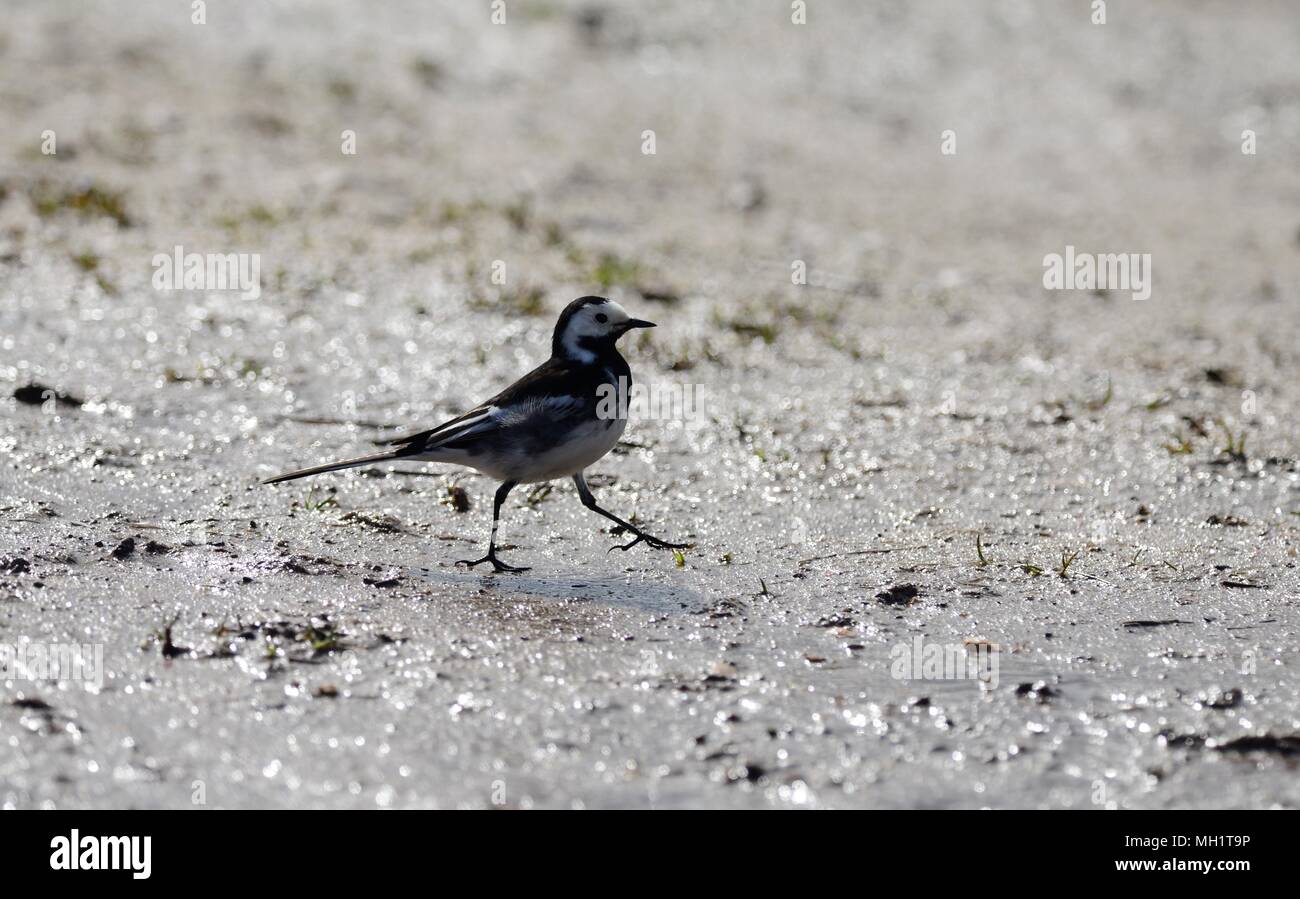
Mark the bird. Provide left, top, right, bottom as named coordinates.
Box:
left=262, top=295, right=688, bottom=572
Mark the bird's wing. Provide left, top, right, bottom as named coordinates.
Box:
left=383, top=404, right=499, bottom=455
left=386, top=358, right=594, bottom=456
left=481, top=356, right=590, bottom=409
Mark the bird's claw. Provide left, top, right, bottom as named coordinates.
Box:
left=456, top=554, right=530, bottom=573
left=607, top=531, right=689, bottom=553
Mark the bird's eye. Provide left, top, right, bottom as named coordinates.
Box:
left=595, top=313, right=608, bottom=323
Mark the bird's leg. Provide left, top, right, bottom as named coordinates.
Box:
left=457, top=481, right=530, bottom=573
left=572, top=473, right=688, bottom=553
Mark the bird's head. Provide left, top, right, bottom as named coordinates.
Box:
left=552, top=295, right=655, bottom=362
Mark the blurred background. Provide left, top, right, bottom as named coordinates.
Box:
left=3, top=1, right=1297, bottom=381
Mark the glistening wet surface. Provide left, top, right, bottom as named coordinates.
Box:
left=0, top=0, right=1297, bottom=808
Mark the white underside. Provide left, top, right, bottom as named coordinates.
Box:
left=412, top=416, right=627, bottom=483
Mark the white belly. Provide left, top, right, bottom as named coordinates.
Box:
left=408, top=381, right=632, bottom=484
left=510, top=417, right=627, bottom=483
left=436, top=416, right=626, bottom=483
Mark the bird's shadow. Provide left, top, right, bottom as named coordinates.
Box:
left=411, top=566, right=702, bottom=615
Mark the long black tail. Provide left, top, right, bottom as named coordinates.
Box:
left=261, top=451, right=400, bottom=485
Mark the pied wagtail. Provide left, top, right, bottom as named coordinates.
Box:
left=263, top=296, right=688, bottom=572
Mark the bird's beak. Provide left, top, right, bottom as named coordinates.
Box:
left=622, top=318, right=656, bottom=330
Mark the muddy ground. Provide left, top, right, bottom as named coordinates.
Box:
left=0, top=1, right=1297, bottom=808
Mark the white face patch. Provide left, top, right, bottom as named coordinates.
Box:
left=560, top=301, right=632, bottom=362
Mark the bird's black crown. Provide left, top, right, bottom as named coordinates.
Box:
left=552, top=296, right=610, bottom=357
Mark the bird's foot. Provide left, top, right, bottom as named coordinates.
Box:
left=608, top=529, right=690, bottom=553
left=456, top=552, right=530, bottom=573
